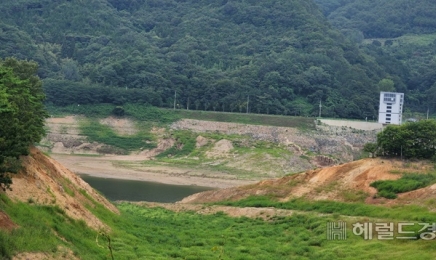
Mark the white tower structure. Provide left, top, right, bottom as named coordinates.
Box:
left=378, top=92, right=404, bottom=125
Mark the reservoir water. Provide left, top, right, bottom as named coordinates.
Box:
left=79, top=174, right=213, bottom=202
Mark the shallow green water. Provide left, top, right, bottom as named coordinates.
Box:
left=79, top=174, right=213, bottom=202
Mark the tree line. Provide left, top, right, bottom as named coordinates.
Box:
left=365, top=120, right=436, bottom=160
left=0, top=0, right=408, bottom=119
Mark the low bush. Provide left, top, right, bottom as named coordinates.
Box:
left=370, top=173, right=436, bottom=199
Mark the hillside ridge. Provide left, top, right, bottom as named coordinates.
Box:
left=4, top=147, right=118, bottom=230
left=181, top=157, right=436, bottom=207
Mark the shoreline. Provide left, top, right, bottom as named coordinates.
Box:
left=51, top=153, right=256, bottom=189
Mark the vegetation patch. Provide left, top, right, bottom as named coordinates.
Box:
left=174, top=110, right=315, bottom=129
left=3, top=192, right=436, bottom=259
left=46, top=104, right=181, bottom=124
left=79, top=119, right=155, bottom=153
left=217, top=196, right=436, bottom=222
left=370, top=173, right=436, bottom=199
left=156, top=131, right=196, bottom=158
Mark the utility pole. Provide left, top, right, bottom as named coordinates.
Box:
left=318, top=100, right=322, bottom=118
left=246, top=95, right=249, bottom=114
left=427, top=107, right=429, bottom=120
left=173, top=90, right=176, bottom=110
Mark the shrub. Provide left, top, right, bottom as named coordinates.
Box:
left=370, top=173, right=436, bottom=199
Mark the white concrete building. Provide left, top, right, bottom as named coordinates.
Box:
left=378, top=92, right=404, bottom=125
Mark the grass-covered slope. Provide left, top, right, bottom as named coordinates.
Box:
left=2, top=147, right=436, bottom=258
left=3, top=195, right=436, bottom=259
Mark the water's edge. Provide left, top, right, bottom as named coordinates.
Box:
left=79, top=174, right=214, bottom=203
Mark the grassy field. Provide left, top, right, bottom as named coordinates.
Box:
left=79, top=119, right=156, bottom=154
left=173, top=109, right=315, bottom=129
left=217, top=196, right=436, bottom=222
left=2, top=192, right=436, bottom=259
left=46, top=103, right=316, bottom=129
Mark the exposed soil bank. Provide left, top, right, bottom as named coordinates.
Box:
left=51, top=154, right=255, bottom=189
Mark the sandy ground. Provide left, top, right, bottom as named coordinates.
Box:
left=51, top=154, right=255, bottom=189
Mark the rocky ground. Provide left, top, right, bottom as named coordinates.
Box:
left=38, top=116, right=380, bottom=187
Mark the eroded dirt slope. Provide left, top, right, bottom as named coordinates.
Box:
left=5, top=147, right=119, bottom=230
left=181, top=158, right=436, bottom=207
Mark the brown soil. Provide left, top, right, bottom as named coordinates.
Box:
left=0, top=211, right=17, bottom=231
left=12, top=247, right=79, bottom=260
left=6, top=147, right=119, bottom=230
left=181, top=158, right=435, bottom=207
left=205, top=139, right=234, bottom=158
left=99, top=116, right=138, bottom=135
left=50, top=153, right=254, bottom=188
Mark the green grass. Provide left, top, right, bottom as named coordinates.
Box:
left=47, top=104, right=316, bottom=130
left=173, top=109, right=315, bottom=129
left=79, top=119, right=156, bottom=153
left=217, top=196, right=436, bottom=222
left=370, top=172, right=436, bottom=199
left=156, top=130, right=196, bottom=158
left=3, top=192, right=436, bottom=259
left=46, top=103, right=181, bottom=124
left=0, top=194, right=107, bottom=259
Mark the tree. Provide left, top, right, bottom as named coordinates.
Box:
left=376, top=120, right=436, bottom=159
left=0, top=58, right=48, bottom=190
left=378, top=78, right=395, bottom=92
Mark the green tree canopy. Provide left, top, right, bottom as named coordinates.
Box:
left=377, top=120, right=436, bottom=159
left=0, top=58, right=47, bottom=190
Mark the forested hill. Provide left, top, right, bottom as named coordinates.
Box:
left=313, top=0, right=436, bottom=113
left=0, top=0, right=399, bottom=118
left=314, top=0, right=436, bottom=38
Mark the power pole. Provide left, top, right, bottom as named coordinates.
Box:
left=427, top=107, right=429, bottom=120
left=246, top=95, right=249, bottom=114
left=173, top=90, right=176, bottom=110
left=318, top=100, right=322, bottom=118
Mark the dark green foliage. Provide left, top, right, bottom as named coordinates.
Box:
left=313, top=0, right=436, bottom=114
left=315, top=0, right=436, bottom=38
left=0, top=0, right=399, bottom=119
left=111, top=106, right=124, bottom=117
left=370, top=173, right=436, bottom=199
left=0, top=58, right=47, bottom=189
left=377, top=120, right=436, bottom=159
left=363, top=142, right=378, bottom=154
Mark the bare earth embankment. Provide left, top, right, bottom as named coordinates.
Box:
left=40, top=116, right=380, bottom=188
left=51, top=153, right=254, bottom=188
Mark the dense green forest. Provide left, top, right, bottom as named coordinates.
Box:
left=0, top=0, right=435, bottom=118
left=315, top=0, right=436, bottom=113
left=315, top=0, right=436, bottom=38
